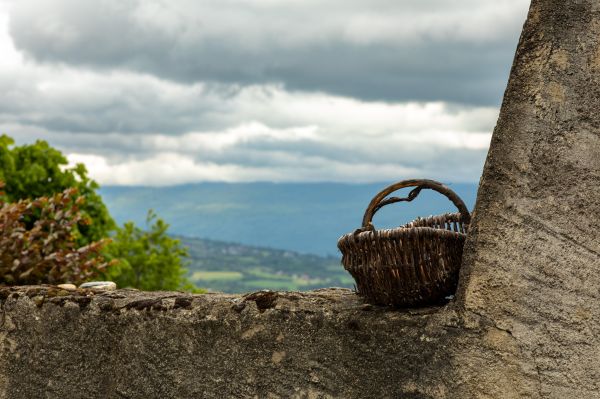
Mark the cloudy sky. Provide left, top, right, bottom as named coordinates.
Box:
left=0, top=0, right=530, bottom=186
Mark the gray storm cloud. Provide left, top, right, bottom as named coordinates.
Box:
left=0, top=1, right=530, bottom=185
left=8, top=0, right=529, bottom=106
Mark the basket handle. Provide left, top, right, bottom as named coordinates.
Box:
left=360, top=179, right=471, bottom=230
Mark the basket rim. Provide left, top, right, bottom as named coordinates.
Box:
left=338, top=212, right=468, bottom=243
left=339, top=225, right=466, bottom=243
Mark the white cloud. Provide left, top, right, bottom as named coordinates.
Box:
left=67, top=151, right=427, bottom=186
left=67, top=152, right=257, bottom=185
left=0, top=9, right=20, bottom=67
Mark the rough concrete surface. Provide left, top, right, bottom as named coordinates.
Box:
left=455, top=0, right=600, bottom=397
left=0, top=286, right=463, bottom=399
left=1, top=0, right=600, bottom=398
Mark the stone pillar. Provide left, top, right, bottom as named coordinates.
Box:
left=455, top=0, right=600, bottom=396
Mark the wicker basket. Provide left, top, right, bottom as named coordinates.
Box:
left=337, top=179, right=471, bottom=307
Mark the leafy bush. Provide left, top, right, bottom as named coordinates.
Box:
left=0, top=187, right=112, bottom=285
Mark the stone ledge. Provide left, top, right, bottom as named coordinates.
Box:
left=0, top=286, right=458, bottom=399
left=0, top=285, right=444, bottom=316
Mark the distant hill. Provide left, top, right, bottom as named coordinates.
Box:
left=99, top=182, right=478, bottom=256
left=179, top=236, right=353, bottom=293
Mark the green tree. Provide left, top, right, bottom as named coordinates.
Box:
left=0, top=134, right=115, bottom=244
left=103, top=210, right=196, bottom=291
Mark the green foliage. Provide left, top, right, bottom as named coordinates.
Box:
left=0, top=187, right=112, bottom=285
left=0, top=134, right=196, bottom=292
left=104, top=211, right=198, bottom=292
left=0, top=134, right=115, bottom=244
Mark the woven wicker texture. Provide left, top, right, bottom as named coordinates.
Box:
left=338, top=179, right=470, bottom=307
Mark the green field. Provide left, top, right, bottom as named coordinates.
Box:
left=180, top=236, right=354, bottom=293
left=190, top=271, right=244, bottom=282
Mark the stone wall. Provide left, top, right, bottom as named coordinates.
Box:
left=0, top=286, right=461, bottom=398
